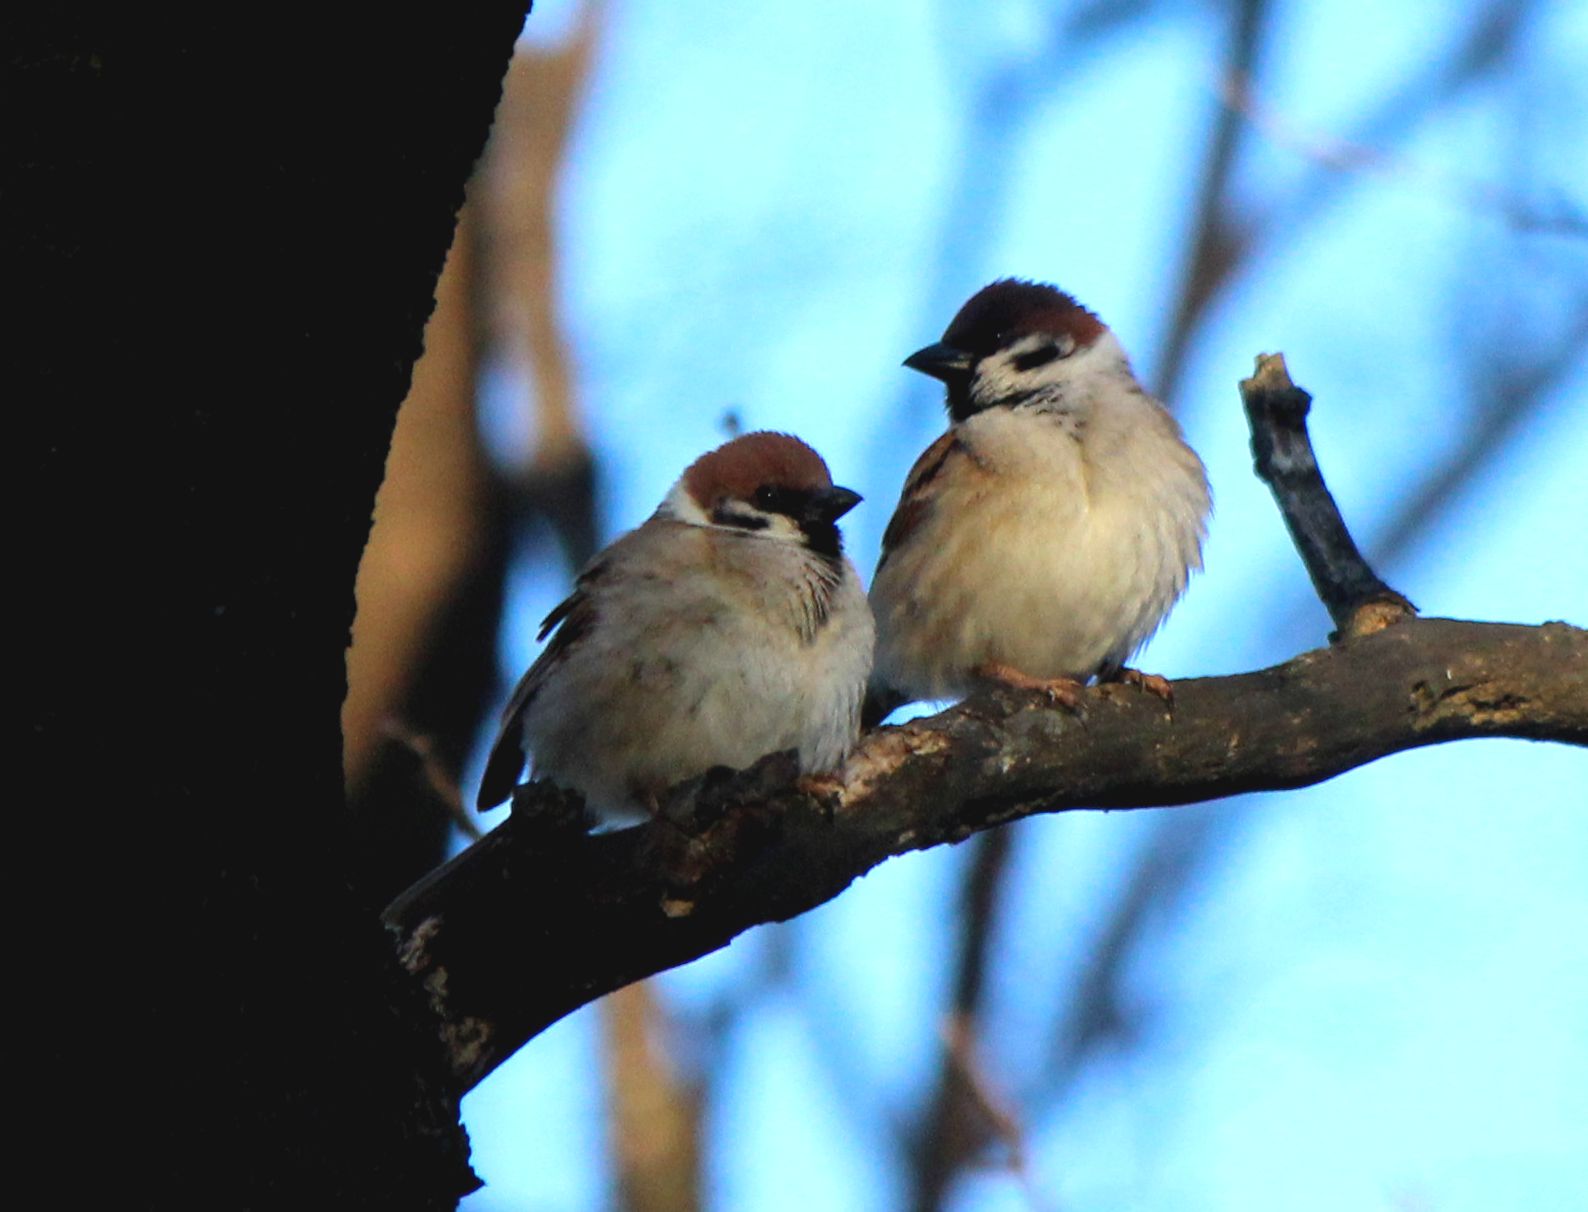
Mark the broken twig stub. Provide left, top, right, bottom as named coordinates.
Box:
left=1240, top=352, right=1415, bottom=638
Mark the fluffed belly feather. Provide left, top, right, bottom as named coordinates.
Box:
left=871, top=478, right=1201, bottom=699
left=523, top=592, right=870, bottom=817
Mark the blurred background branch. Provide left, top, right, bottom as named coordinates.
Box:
left=908, top=827, right=1015, bottom=1212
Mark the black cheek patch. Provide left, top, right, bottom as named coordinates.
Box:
left=947, top=379, right=981, bottom=423
left=799, top=519, right=843, bottom=562
left=1013, top=345, right=1060, bottom=372
left=712, top=503, right=770, bottom=531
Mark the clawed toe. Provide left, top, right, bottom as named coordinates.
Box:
left=972, top=662, right=1087, bottom=712
left=1112, top=667, right=1174, bottom=703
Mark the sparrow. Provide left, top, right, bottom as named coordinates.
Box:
left=477, top=431, right=874, bottom=821
left=867, top=278, right=1210, bottom=719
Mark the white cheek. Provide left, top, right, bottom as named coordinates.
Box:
left=972, top=350, right=1078, bottom=405
left=659, top=483, right=807, bottom=545
left=972, top=332, right=1127, bottom=406
left=972, top=356, right=1026, bottom=401
left=661, top=480, right=710, bottom=525
left=761, top=515, right=807, bottom=545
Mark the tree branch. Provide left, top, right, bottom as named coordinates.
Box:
left=388, top=615, right=1585, bottom=1090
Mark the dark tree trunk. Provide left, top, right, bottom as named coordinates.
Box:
left=15, top=7, right=527, bottom=1207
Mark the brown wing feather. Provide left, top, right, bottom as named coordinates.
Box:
left=876, top=431, right=963, bottom=572
left=475, top=563, right=607, bottom=810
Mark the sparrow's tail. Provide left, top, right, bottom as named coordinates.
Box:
left=475, top=733, right=526, bottom=811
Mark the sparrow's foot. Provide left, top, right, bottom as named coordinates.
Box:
left=972, top=662, right=1086, bottom=711
left=1108, top=666, right=1175, bottom=703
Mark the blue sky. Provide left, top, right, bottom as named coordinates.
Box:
left=463, top=2, right=1587, bottom=1208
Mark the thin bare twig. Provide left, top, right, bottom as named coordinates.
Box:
left=1218, top=71, right=1588, bottom=238
left=380, top=719, right=484, bottom=842
left=1241, top=353, right=1416, bottom=637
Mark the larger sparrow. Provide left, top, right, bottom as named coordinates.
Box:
left=478, top=431, right=874, bottom=820
left=868, top=279, right=1210, bottom=717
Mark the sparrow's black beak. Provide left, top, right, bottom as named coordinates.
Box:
left=903, top=341, right=975, bottom=385
left=805, top=485, right=863, bottom=524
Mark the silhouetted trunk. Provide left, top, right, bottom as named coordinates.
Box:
left=15, top=8, right=528, bottom=1207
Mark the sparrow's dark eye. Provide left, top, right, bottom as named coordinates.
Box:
left=754, top=485, right=780, bottom=509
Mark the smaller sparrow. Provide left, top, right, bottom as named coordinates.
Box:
left=868, top=279, right=1210, bottom=718
left=477, top=431, right=874, bottom=821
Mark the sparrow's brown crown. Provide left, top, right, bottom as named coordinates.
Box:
left=942, top=278, right=1105, bottom=357
left=682, top=432, right=835, bottom=508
